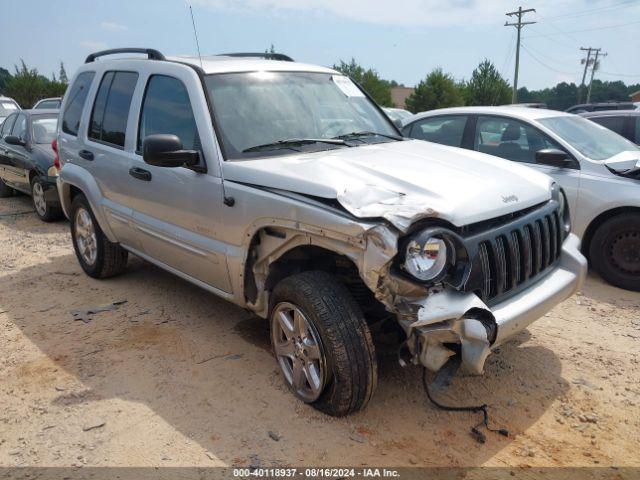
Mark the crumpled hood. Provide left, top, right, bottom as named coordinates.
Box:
left=222, top=140, right=553, bottom=231
left=602, top=150, right=640, bottom=173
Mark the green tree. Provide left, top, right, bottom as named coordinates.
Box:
left=4, top=60, right=67, bottom=108
left=464, top=59, right=511, bottom=106
left=333, top=59, right=393, bottom=107
left=405, top=68, right=464, bottom=113
left=0, top=67, right=11, bottom=94
left=59, top=62, right=68, bottom=84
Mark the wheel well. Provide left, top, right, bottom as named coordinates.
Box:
left=582, top=207, right=640, bottom=259
left=69, top=185, right=82, bottom=202
left=251, top=244, right=387, bottom=322
left=28, top=170, right=37, bottom=184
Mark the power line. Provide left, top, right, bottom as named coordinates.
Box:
left=544, top=0, right=640, bottom=21
left=520, top=44, right=575, bottom=75
left=525, top=19, right=640, bottom=38
left=505, top=6, right=536, bottom=103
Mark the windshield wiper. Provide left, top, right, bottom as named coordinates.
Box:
left=242, top=138, right=347, bottom=153
left=332, top=131, right=403, bottom=141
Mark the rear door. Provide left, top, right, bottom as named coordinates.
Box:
left=4, top=113, right=30, bottom=191
left=125, top=67, right=232, bottom=294
left=0, top=113, right=17, bottom=183
left=472, top=115, right=582, bottom=213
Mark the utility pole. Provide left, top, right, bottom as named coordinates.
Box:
left=578, top=47, right=594, bottom=104
left=586, top=49, right=607, bottom=104
left=505, top=6, right=536, bottom=104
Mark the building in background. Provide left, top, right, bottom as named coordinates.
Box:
left=391, top=86, right=414, bottom=109
left=630, top=90, right=640, bottom=102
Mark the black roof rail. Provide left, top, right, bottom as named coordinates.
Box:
left=218, top=52, right=294, bottom=62
left=85, top=48, right=166, bottom=64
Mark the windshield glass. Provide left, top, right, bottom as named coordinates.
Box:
left=0, top=100, right=19, bottom=117
left=538, top=115, right=639, bottom=160
left=205, top=71, right=397, bottom=160
left=31, top=115, right=58, bottom=144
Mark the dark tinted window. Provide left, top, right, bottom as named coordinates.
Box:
left=11, top=114, right=27, bottom=140
left=89, top=71, right=138, bottom=148
left=138, top=75, right=200, bottom=151
left=407, top=116, right=467, bottom=147
left=62, top=71, right=95, bottom=136
left=590, top=116, right=625, bottom=136
left=474, top=116, right=564, bottom=164
left=35, top=99, right=61, bottom=109
left=635, top=118, right=640, bottom=144
left=1, top=113, right=17, bottom=137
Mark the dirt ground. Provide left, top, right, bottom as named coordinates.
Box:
left=0, top=194, right=639, bottom=469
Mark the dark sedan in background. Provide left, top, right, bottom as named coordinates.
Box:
left=580, top=110, right=640, bottom=145
left=0, top=109, right=62, bottom=221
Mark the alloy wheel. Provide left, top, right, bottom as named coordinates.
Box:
left=32, top=181, right=47, bottom=217
left=74, top=207, right=98, bottom=266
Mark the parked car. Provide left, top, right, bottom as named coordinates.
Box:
left=580, top=110, right=640, bottom=145
left=56, top=48, right=586, bottom=415
left=382, top=107, right=412, bottom=125
left=506, top=103, right=548, bottom=109
left=566, top=102, right=636, bottom=114
left=0, top=96, right=20, bottom=126
left=0, top=109, right=63, bottom=221
left=402, top=106, right=640, bottom=291
left=33, top=97, right=62, bottom=109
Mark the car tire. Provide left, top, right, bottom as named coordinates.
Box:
left=270, top=271, right=377, bottom=416
left=0, top=177, right=14, bottom=198
left=589, top=213, right=640, bottom=291
left=31, top=176, right=63, bottom=222
left=70, top=193, right=128, bottom=279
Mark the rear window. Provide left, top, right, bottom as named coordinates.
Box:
left=62, top=71, right=95, bottom=136
left=89, top=71, right=138, bottom=148
left=35, top=99, right=61, bottom=109
left=0, top=100, right=19, bottom=117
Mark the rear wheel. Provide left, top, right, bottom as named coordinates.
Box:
left=31, top=176, right=62, bottom=222
left=0, top=177, right=14, bottom=198
left=270, top=271, right=377, bottom=416
left=70, top=193, right=128, bottom=278
left=589, top=213, right=640, bottom=291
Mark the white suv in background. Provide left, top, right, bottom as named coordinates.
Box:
left=402, top=106, right=640, bottom=291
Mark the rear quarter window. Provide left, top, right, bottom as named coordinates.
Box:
left=62, top=71, right=96, bottom=136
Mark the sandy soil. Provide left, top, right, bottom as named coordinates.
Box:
left=0, top=195, right=639, bottom=469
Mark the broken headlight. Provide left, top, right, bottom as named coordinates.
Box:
left=402, top=228, right=460, bottom=283
left=551, top=182, right=571, bottom=237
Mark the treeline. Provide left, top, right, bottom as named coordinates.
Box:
left=333, top=58, right=639, bottom=113
left=0, top=60, right=68, bottom=108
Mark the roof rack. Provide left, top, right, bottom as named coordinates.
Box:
left=218, top=52, right=294, bottom=62
left=85, top=48, right=166, bottom=64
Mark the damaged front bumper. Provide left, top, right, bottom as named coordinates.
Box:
left=401, top=233, right=587, bottom=374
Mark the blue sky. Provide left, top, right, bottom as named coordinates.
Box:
left=1, top=0, right=639, bottom=90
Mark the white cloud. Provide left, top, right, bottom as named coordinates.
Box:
left=192, top=0, right=553, bottom=27
left=80, top=40, right=109, bottom=50
left=101, top=21, right=127, bottom=31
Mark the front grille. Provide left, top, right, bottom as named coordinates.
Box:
left=466, top=203, right=563, bottom=304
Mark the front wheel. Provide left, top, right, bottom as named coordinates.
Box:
left=589, top=213, right=640, bottom=291
left=31, top=176, right=63, bottom=222
left=70, top=193, right=128, bottom=278
left=270, top=271, right=377, bottom=416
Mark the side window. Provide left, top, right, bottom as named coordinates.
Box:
left=474, top=116, right=565, bottom=164
left=407, top=116, right=467, bottom=147
left=89, top=71, right=138, bottom=148
left=590, top=116, right=625, bottom=136
left=1, top=114, right=17, bottom=137
left=62, top=71, right=95, bottom=136
left=11, top=114, right=27, bottom=140
left=137, top=75, right=201, bottom=152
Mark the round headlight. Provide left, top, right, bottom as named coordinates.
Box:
left=404, top=236, right=448, bottom=281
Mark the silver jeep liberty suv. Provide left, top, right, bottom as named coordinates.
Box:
left=57, top=48, right=587, bottom=416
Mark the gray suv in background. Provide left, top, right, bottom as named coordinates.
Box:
left=56, top=49, right=586, bottom=415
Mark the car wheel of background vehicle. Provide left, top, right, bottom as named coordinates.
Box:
left=270, top=271, right=377, bottom=416
left=70, top=193, right=128, bottom=279
left=31, top=176, right=62, bottom=222
left=0, top=177, right=14, bottom=197
left=589, top=213, right=640, bottom=291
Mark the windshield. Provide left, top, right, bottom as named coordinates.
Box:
left=0, top=100, right=19, bottom=117
left=538, top=115, right=639, bottom=160
left=205, top=71, right=398, bottom=160
left=31, top=115, right=58, bottom=144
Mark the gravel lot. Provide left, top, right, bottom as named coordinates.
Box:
left=0, top=195, right=639, bottom=469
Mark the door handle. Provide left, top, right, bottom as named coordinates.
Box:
left=78, top=149, right=94, bottom=161
left=129, top=167, right=152, bottom=181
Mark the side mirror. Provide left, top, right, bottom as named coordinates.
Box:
left=392, top=118, right=403, bottom=129
left=5, top=135, right=26, bottom=147
left=535, top=148, right=571, bottom=168
left=142, top=134, right=199, bottom=168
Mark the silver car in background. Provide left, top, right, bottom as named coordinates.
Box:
left=402, top=106, right=640, bottom=291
